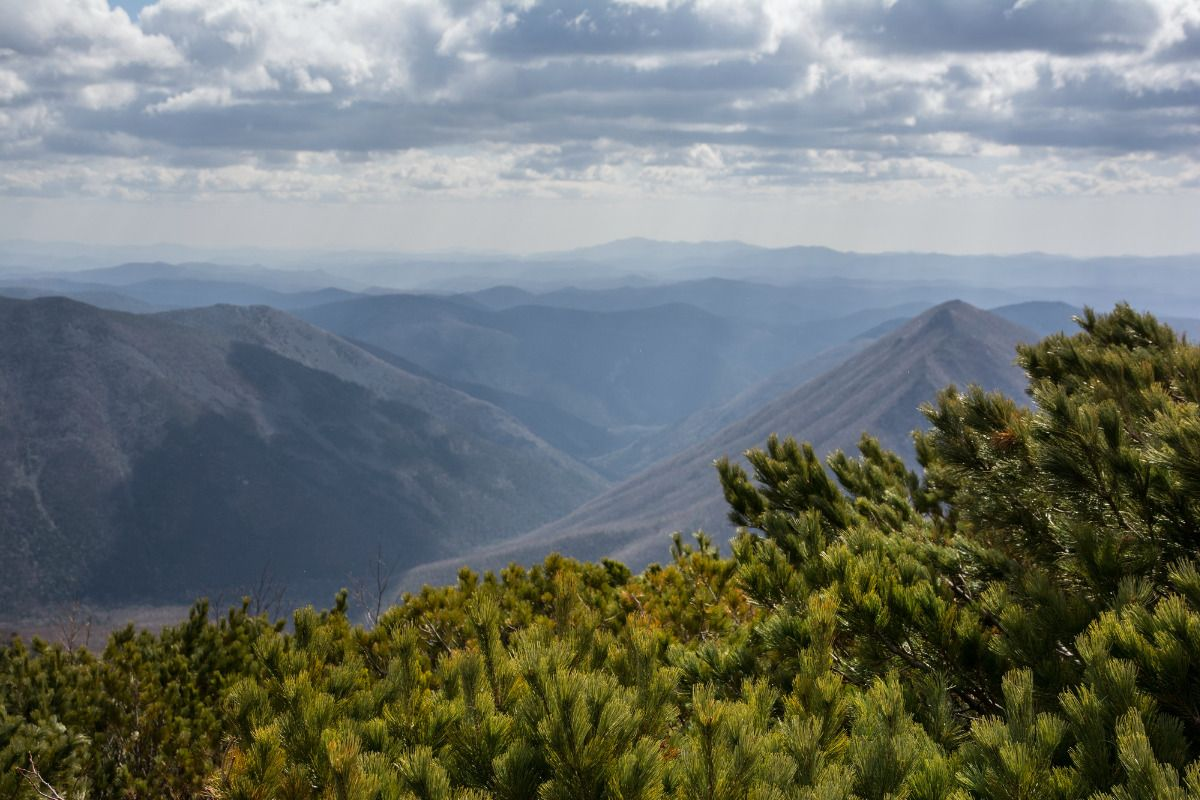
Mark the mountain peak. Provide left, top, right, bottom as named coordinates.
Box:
left=401, top=303, right=1040, bottom=589
left=908, top=298, right=978, bottom=326
left=165, top=302, right=293, bottom=325
left=0, top=295, right=607, bottom=610
left=897, top=299, right=1032, bottom=344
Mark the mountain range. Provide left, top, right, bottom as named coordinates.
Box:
left=297, top=293, right=877, bottom=465
left=6, top=238, right=1200, bottom=311
left=399, top=301, right=1035, bottom=589
left=0, top=298, right=604, bottom=609
left=3, top=239, right=1198, bottom=618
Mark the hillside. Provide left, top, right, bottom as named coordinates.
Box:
left=299, top=294, right=824, bottom=451
left=989, top=301, right=1081, bottom=336
left=0, top=277, right=362, bottom=312
left=4, top=302, right=1199, bottom=800
left=989, top=301, right=1200, bottom=342
left=402, top=301, right=1036, bottom=588
left=461, top=277, right=964, bottom=327
left=595, top=333, right=883, bottom=477
left=111, top=280, right=361, bottom=310
left=0, top=285, right=160, bottom=313
left=343, top=339, right=618, bottom=461
left=0, top=298, right=605, bottom=611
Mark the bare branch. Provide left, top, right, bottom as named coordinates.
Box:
left=246, top=564, right=287, bottom=620
left=350, top=545, right=398, bottom=629
left=50, top=600, right=94, bottom=654
left=17, top=755, right=70, bottom=800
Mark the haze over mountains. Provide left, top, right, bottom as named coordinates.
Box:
left=7, top=238, right=1200, bottom=311
left=400, top=301, right=1037, bottom=588
left=297, top=294, right=928, bottom=467
left=1, top=238, right=1198, bottom=616
left=0, top=298, right=602, bottom=609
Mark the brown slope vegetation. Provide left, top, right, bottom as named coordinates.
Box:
left=401, top=300, right=1036, bottom=589
left=0, top=298, right=605, bottom=611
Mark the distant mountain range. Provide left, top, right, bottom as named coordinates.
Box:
left=458, top=279, right=945, bottom=329
left=298, top=293, right=880, bottom=465
left=0, top=298, right=604, bottom=610
left=3, top=239, right=1198, bottom=616
left=987, top=300, right=1200, bottom=342
left=0, top=270, right=365, bottom=313
left=4, top=237, right=1200, bottom=309
left=400, top=301, right=1035, bottom=589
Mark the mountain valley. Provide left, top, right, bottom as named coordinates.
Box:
left=399, top=300, right=1036, bottom=588
left=2, top=241, right=1198, bottom=618
left=0, top=298, right=604, bottom=610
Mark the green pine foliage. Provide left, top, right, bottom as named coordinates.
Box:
left=1, top=600, right=278, bottom=799
left=4, top=303, right=1200, bottom=799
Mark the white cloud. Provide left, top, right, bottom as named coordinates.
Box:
left=0, top=0, right=180, bottom=69
left=145, top=85, right=235, bottom=114
left=77, top=81, right=139, bottom=109
left=0, top=70, right=29, bottom=103
left=0, top=0, right=1194, bottom=224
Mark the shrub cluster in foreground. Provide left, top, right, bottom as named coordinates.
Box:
left=5, top=304, right=1200, bottom=799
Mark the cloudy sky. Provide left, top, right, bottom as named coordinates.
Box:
left=1, top=0, right=1198, bottom=255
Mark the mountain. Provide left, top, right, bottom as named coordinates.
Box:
left=1, top=276, right=363, bottom=312
left=299, top=294, right=820, bottom=444
left=534, top=238, right=765, bottom=267
left=400, top=301, right=1036, bottom=589
left=0, top=298, right=605, bottom=611
left=36, top=261, right=360, bottom=292
left=457, top=285, right=537, bottom=309
left=0, top=285, right=158, bottom=313
left=542, top=238, right=1200, bottom=295
left=7, top=241, right=1200, bottom=309
left=990, top=301, right=1082, bottom=337
left=344, top=339, right=619, bottom=461
left=593, top=303, right=940, bottom=477
left=989, top=300, right=1200, bottom=342
left=332, top=257, right=646, bottom=293
left=594, top=331, right=886, bottom=477
left=459, top=277, right=976, bottom=328
left=112, top=280, right=362, bottom=310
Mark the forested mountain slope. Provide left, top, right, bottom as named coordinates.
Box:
left=300, top=294, right=819, bottom=447
left=0, top=285, right=158, bottom=313
left=0, top=298, right=604, bottom=610
left=404, top=301, right=1034, bottom=586
left=596, top=331, right=885, bottom=477
left=459, top=276, right=938, bottom=327
left=8, top=304, right=1200, bottom=800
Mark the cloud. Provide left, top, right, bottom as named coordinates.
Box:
left=146, top=85, right=236, bottom=113
left=830, top=0, right=1164, bottom=55
left=0, top=0, right=179, bottom=68
left=0, top=0, right=1196, bottom=207
left=77, top=81, right=139, bottom=110
left=0, top=70, right=29, bottom=103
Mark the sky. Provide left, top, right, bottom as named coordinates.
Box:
left=1, top=0, right=1198, bottom=256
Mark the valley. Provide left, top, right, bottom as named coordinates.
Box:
left=6, top=6, right=1200, bottom=795
left=1, top=240, right=1199, bottom=623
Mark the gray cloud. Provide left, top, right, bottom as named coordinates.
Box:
left=482, top=0, right=770, bottom=59
left=0, top=0, right=1196, bottom=206
left=1162, top=30, right=1200, bottom=59
left=831, top=0, right=1164, bottom=55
